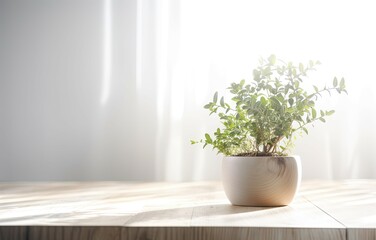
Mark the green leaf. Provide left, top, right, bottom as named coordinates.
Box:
left=303, top=127, right=308, bottom=135
left=204, top=103, right=211, bottom=109
left=268, top=54, right=276, bottom=65
left=333, top=77, right=338, bottom=87
left=320, top=110, right=325, bottom=116
left=319, top=117, right=326, bottom=123
left=326, top=110, right=335, bottom=116
left=213, top=92, right=218, bottom=103
left=190, top=140, right=196, bottom=144
left=288, top=98, right=294, bottom=106
left=299, top=63, right=304, bottom=73
left=313, top=85, right=319, bottom=93
left=260, top=96, right=267, bottom=106
left=262, top=67, right=272, bottom=76
left=340, top=78, right=345, bottom=90
left=240, top=79, right=245, bottom=87
left=284, top=86, right=289, bottom=94
left=220, top=97, right=225, bottom=107
left=312, top=108, right=317, bottom=119
left=205, top=133, right=212, bottom=143
left=292, top=68, right=297, bottom=76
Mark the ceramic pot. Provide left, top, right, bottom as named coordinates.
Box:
left=222, top=156, right=301, bottom=206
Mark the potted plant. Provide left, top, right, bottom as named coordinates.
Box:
left=192, top=55, right=347, bottom=206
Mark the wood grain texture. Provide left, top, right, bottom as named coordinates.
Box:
left=301, top=180, right=376, bottom=240
left=190, top=197, right=343, bottom=228
left=347, top=228, right=376, bottom=240
left=28, top=226, right=121, bottom=240
left=222, top=156, right=301, bottom=206
left=122, top=227, right=345, bottom=240
left=0, top=181, right=375, bottom=240
left=0, top=226, right=27, bottom=240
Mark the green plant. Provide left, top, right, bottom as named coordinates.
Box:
left=192, top=55, right=347, bottom=156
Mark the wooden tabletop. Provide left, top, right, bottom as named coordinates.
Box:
left=0, top=180, right=375, bottom=240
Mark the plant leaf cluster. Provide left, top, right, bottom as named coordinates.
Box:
left=192, top=55, right=347, bottom=156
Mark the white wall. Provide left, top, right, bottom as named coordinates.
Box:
left=0, top=0, right=158, bottom=181
left=1, top=0, right=375, bottom=181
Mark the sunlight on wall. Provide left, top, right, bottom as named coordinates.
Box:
left=136, top=0, right=143, bottom=91
left=178, top=0, right=369, bottom=80
left=157, top=0, right=376, bottom=180
left=156, top=0, right=169, bottom=121
left=101, top=0, right=112, bottom=105
left=2, top=0, right=375, bottom=181
left=155, top=0, right=170, bottom=180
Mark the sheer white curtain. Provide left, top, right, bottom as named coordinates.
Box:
left=152, top=0, right=376, bottom=180
left=0, top=0, right=375, bottom=181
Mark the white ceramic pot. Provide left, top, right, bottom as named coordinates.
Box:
left=222, top=156, right=301, bottom=206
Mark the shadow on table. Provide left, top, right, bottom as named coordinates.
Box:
left=124, top=203, right=285, bottom=226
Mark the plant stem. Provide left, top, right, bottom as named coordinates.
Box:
left=307, top=87, right=338, bottom=100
